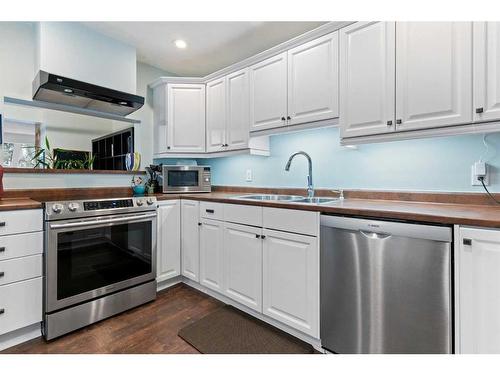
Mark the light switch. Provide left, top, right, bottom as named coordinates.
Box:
left=246, top=169, right=253, bottom=182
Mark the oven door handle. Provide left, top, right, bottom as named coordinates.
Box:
left=49, top=213, right=157, bottom=230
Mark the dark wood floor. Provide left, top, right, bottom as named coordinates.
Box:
left=2, top=283, right=224, bottom=354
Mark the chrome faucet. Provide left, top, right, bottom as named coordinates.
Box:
left=285, top=151, right=314, bottom=198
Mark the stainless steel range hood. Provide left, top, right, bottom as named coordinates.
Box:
left=32, top=71, right=145, bottom=116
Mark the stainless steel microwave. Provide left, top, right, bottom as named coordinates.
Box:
left=162, top=165, right=211, bottom=193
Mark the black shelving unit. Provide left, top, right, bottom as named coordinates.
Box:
left=92, top=127, right=134, bottom=171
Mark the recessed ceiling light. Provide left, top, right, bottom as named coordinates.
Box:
left=174, top=39, right=187, bottom=49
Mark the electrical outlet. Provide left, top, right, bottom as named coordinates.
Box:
left=245, top=169, right=253, bottom=182
left=471, top=161, right=489, bottom=186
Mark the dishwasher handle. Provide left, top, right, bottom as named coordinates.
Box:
left=359, top=230, right=392, bottom=239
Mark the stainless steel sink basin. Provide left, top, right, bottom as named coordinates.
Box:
left=233, top=194, right=304, bottom=202
left=232, top=194, right=339, bottom=205
left=293, top=197, right=339, bottom=204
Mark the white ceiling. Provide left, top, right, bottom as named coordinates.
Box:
left=81, top=22, right=326, bottom=77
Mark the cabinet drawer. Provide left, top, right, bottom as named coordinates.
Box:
left=0, top=254, right=42, bottom=286
left=0, top=277, right=42, bottom=336
left=0, top=232, right=43, bottom=261
left=224, top=204, right=262, bottom=227
left=200, top=201, right=224, bottom=221
left=0, top=209, right=43, bottom=236
left=263, top=207, right=319, bottom=236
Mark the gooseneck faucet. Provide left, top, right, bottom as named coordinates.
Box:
left=285, top=151, right=314, bottom=198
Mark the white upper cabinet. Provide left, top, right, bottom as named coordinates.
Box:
left=206, top=68, right=250, bottom=152
left=157, top=200, right=181, bottom=283
left=340, top=21, right=396, bottom=138
left=395, top=22, right=472, bottom=131
left=458, top=227, right=500, bottom=353
left=473, top=22, right=500, bottom=123
left=287, top=31, right=339, bottom=125
left=167, top=83, right=206, bottom=153
left=226, top=68, right=250, bottom=150
left=249, top=52, right=288, bottom=131
left=206, top=77, right=227, bottom=152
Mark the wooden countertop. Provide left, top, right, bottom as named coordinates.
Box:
left=155, top=191, right=500, bottom=228
left=3, top=188, right=500, bottom=228
left=0, top=198, right=43, bottom=211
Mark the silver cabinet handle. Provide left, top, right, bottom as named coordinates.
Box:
left=49, top=213, right=157, bottom=229
left=0, top=247, right=5, bottom=253
left=0, top=272, right=4, bottom=277
left=0, top=308, right=5, bottom=315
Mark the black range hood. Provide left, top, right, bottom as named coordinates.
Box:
left=32, top=70, right=144, bottom=116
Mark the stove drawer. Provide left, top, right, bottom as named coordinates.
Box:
left=0, top=209, right=43, bottom=236
left=0, top=232, right=43, bottom=262
left=0, top=277, right=42, bottom=336
left=0, top=255, right=42, bottom=286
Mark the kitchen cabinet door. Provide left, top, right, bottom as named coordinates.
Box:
left=249, top=52, right=288, bottom=132
left=157, top=200, right=181, bottom=283
left=199, top=218, right=224, bottom=293
left=458, top=227, right=500, bottom=353
left=226, top=68, right=250, bottom=150
left=395, top=22, right=472, bottom=131
left=339, top=21, right=396, bottom=138
left=223, top=222, right=262, bottom=312
left=206, top=77, right=227, bottom=152
left=262, top=229, right=319, bottom=338
left=167, top=83, right=206, bottom=153
left=181, top=200, right=200, bottom=282
left=287, top=31, right=339, bottom=126
left=473, top=22, right=500, bottom=123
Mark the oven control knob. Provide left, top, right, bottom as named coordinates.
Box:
left=136, top=199, right=144, bottom=206
left=68, top=202, right=80, bottom=212
left=52, top=204, right=64, bottom=214
left=146, top=198, right=155, bottom=205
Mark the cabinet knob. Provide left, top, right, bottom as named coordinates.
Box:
left=198, top=222, right=202, bottom=226
left=0, top=272, right=4, bottom=278
left=396, top=119, right=402, bottom=125
left=387, top=120, right=393, bottom=126
left=261, top=235, right=266, bottom=239
left=281, top=117, right=286, bottom=121
left=286, top=116, right=291, bottom=120
left=0, top=308, right=4, bottom=315
left=0, top=247, right=5, bottom=253
left=255, top=234, right=261, bottom=239
left=476, top=107, right=484, bottom=114
left=463, top=238, right=472, bottom=246
left=167, top=146, right=171, bottom=150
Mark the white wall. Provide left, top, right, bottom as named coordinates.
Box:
left=36, top=22, right=137, bottom=93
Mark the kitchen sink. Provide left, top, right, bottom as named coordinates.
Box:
left=293, top=197, right=338, bottom=204
left=232, top=194, right=339, bottom=205
left=233, top=194, right=304, bottom=202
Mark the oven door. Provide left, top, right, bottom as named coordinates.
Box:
left=163, top=166, right=204, bottom=193
left=45, top=211, right=157, bottom=312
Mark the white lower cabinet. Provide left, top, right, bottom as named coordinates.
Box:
left=457, top=226, right=500, bottom=353
left=199, top=218, right=224, bottom=293
left=223, top=222, right=262, bottom=312
left=181, top=200, right=200, bottom=282
left=0, top=277, right=42, bottom=336
left=157, top=200, right=181, bottom=283
left=262, top=228, right=319, bottom=338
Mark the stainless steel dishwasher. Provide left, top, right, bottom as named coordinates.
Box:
left=320, top=215, right=452, bottom=354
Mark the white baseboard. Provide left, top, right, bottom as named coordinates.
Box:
left=157, top=276, right=182, bottom=292
left=0, top=323, right=41, bottom=352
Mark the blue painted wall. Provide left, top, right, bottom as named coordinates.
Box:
left=155, top=127, right=500, bottom=193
